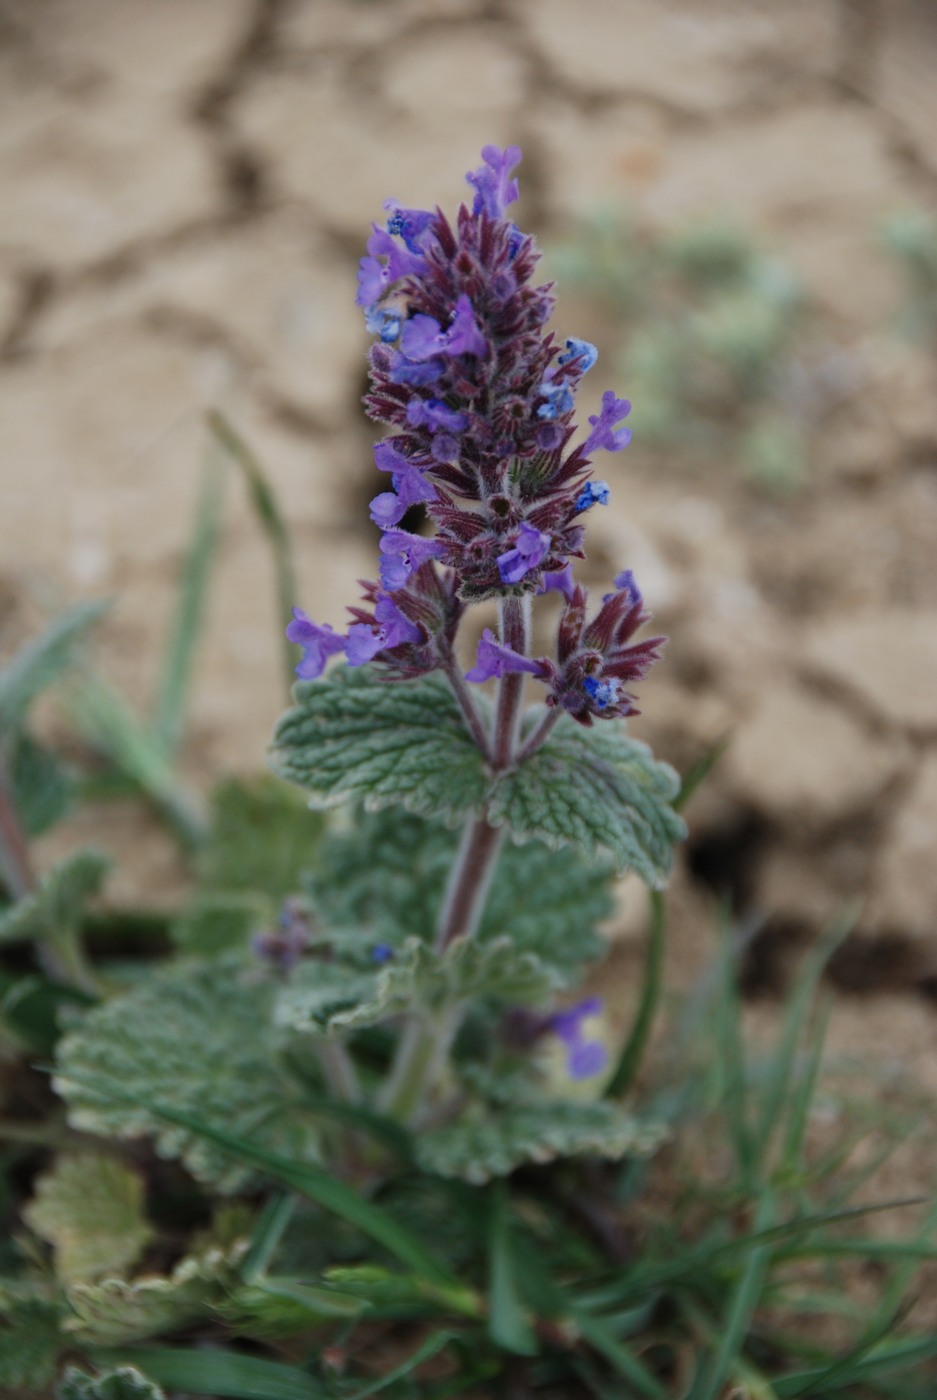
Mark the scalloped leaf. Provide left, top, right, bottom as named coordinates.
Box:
left=414, top=1101, right=667, bottom=1183
left=196, top=775, right=323, bottom=899
left=54, top=958, right=319, bottom=1191
left=24, top=1152, right=152, bottom=1283
left=276, top=935, right=560, bottom=1038
left=489, top=718, right=685, bottom=884
left=308, top=807, right=612, bottom=975
left=58, top=1365, right=166, bottom=1400
left=63, top=1216, right=251, bottom=1346
left=270, top=667, right=488, bottom=825
left=0, top=848, right=111, bottom=946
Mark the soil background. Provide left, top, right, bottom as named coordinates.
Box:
left=3, top=0, right=937, bottom=1203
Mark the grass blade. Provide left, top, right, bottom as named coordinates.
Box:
left=674, top=733, right=731, bottom=813
left=575, top=1312, right=668, bottom=1399
left=91, top=1346, right=324, bottom=1399
left=346, top=1331, right=457, bottom=1398
left=487, top=1182, right=538, bottom=1356
left=207, top=409, right=298, bottom=697
left=605, top=891, right=666, bottom=1099
left=0, top=598, right=109, bottom=729
left=154, top=445, right=226, bottom=756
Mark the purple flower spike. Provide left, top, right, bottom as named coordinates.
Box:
left=582, top=391, right=633, bottom=456
left=537, top=564, right=576, bottom=603
left=537, top=382, right=575, bottom=421
left=497, top=522, right=551, bottom=585
left=378, top=529, right=444, bottom=591
left=612, top=569, right=642, bottom=606
left=445, top=295, right=488, bottom=358
left=550, top=997, right=608, bottom=1081
left=583, top=674, right=621, bottom=710
left=369, top=455, right=437, bottom=528
left=285, top=608, right=346, bottom=679
left=357, top=257, right=388, bottom=309
left=466, top=144, right=522, bottom=219
left=465, top=628, right=547, bottom=683
left=574, top=481, right=610, bottom=513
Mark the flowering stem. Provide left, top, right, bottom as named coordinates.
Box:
left=492, top=595, right=528, bottom=768
left=515, top=704, right=561, bottom=764
left=443, top=652, right=492, bottom=760
left=435, top=815, right=506, bottom=952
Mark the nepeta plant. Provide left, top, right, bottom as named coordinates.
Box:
left=272, top=145, right=684, bottom=1122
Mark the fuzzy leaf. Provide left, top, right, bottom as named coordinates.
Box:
left=489, top=718, right=685, bottom=885
left=63, top=1218, right=251, bottom=1346
left=0, top=1284, right=63, bottom=1390
left=54, top=957, right=319, bottom=1191
left=308, top=808, right=612, bottom=974
left=0, top=849, right=110, bottom=946
left=276, top=936, right=560, bottom=1037
left=171, top=892, right=266, bottom=956
left=24, top=1153, right=152, bottom=1283
left=415, top=1101, right=667, bottom=1184
left=10, top=733, right=74, bottom=837
left=0, top=599, right=108, bottom=730
left=58, top=1365, right=166, bottom=1400
left=271, top=667, right=487, bottom=825
left=196, top=775, right=323, bottom=899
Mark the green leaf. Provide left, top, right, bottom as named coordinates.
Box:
left=0, top=849, right=110, bottom=946
left=415, top=1101, right=666, bottom=1183
left=64, top=1214, right=251, bottom=1346
left=276, top=935, right=560, bottom=1038
left=489, top=718, right=684, bottom=884
left=10, top=733, right=74, bottom=836
left=0, top=1285, right=63, bottom=1391
left=217, top=1276, right=366, bottom=1338
left=271, top=667, right=487, bottom=824
left=0, top=599, right=108, bottom=730
left=54, top=956, right=319, bottom=1191
left=309, top=807, right=612, bottom=974
left=197, top=775, right=323, bottom=899
left=88, top=1347, right=323, bottom=1400
left=487, top=1185, right=537, bottom=1355
left=170, top=892, right=266, bottom=956
left=24, top=1152, right=153, bottom=1282
left=58, top=1364, right=166, bottom=1400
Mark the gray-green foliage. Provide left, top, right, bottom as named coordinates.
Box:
left=54, top=956, right=319, bottom=1191
left=58, top=1366, right=166, bottom=1400
left=9, top=733, right=74, bottom=836
left=24, top=1152, right=152, bottom=1282
left=308, top=807, right=612, bottom=974
left=0, top=599, right=108, bottom=731
left=491, top=718, right=684, bottom=885
left=415, top=1101, right=666, bottom=1183
left=274, top=668, right=682, bottom=885
left=172, top=775, right=322, bottom=955
left=271, top=666, right=487, bottom=824
left=276, top=935, right=560, bottom=1038
left=0, top=849, right=110, bottom=946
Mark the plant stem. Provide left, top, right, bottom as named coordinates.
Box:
left=443, top=653, right=492, bottom=759
left=316, top=1039, right=362, bottom=1104
left=515, top=704, right=561, bottom=763
left=492, top=595, right=528, bottom=768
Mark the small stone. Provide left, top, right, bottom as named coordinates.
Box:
left=805, top=610, right=937, bottom=735
left=726, top=683, right=903, bottom=827
left=872, top=754, right=937, bottom=939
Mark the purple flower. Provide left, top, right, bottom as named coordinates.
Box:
left=550, top=997, right=608, bottom=1081
left=369, top=456, right=437, bottom=528
left=497, top=522, right=551, bottom=585
left=401, top=294, right=487, bottom=362
left=574, top=481, right=610, bottom=513
left=346, top=594, right=422, bottom=666
left=389, top=356, right=444, bottom=387
left=537, top=382, right=575, bottom=421
left=583, top=674, right=620, bottom=710
left=285, top=608, right=346, bottom=679
left=371, top=942, right=395, bottom=964
left=582, top=391, right=632, bottom=456
left=465, top=144, right=522, bottom=219
left=365, top=305, right=402, bottom=343
left=378, top=529, right=444, bottom=591
left=537, top=564, right=576, bottom=603
left=610, top=569, right=641, bottom=606
left=252, top=900, right=312, bottom=974
left=383, top=202, right=436, bottom=255
left=558, top=337, right=599, bottom=372
left=465, top=628, right=547, bottom=683
left=406, top=398, right=469, bottom=435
